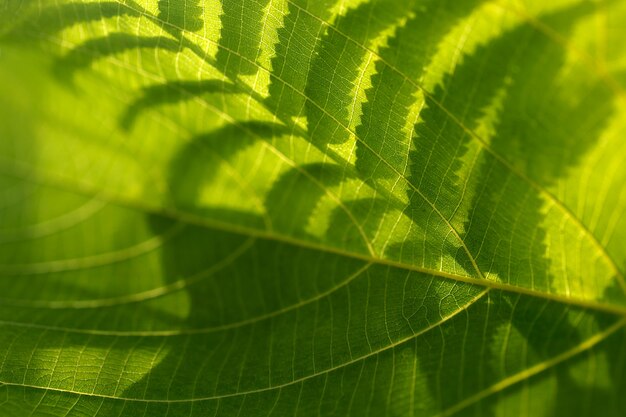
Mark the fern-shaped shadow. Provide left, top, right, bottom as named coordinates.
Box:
left=215, top=0, right=270, bottom=77
left=303, top=0, right=414, bottom=145
left=392, top=3, right=623, bottom=414
left=157, top=0, right=203, bottom=33
left=5, top=0, right=626, bottom=413
left=53, top=33, right=182, bottom=82
left=3, top=1, right=141, bottom=38
left=264, top=0, right=336, bottom=120
left=112, top=121, right=375, bottom=404
left=120, top=79, right=238, bottom=130
left=165, top=120, right=287, bottom=229
left=354, top=0, right=484, bottom=178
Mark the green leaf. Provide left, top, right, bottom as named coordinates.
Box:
left=1, top=0, right=626, bottom=415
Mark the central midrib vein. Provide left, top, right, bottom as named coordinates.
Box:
left=1, top=161, right=625, bottom=317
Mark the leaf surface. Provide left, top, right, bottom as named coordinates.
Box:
left=1, top=0, right=626, bottom=415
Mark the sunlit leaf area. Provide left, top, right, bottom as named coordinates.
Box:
left=1, top=0, right=626, bottom=415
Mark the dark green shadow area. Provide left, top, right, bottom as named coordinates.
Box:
left=265, top=0, right=337, bottom=119
left=262, top=157, right=408, bottom=258
left=157, top=0, right=203, bottom=34
left=455, top=282, right=625, bottom=416
left=404, top=290, right=625, bottom=416
left=214, top=0, right=271, bottom=78
left=120, top=79, right=237, bottom=130
left=393, top=3, right=623, bottom=414
left=386, top=1, right=517, bottom=270
left=2, top=2, right=140, bottom=39
left=26, top=0, right=374, bottom=242
left=390, top=1, right=614, bottom=287
left=354, top=0, right=483, bottom=175
left=264, top=162, right=351, bottom=238
left=2, top=1, right=625, bottom=415
left=53, top=33, right=182, bottom=83
left=458, top=4, right=615, bottom=293
left=326, top=197, right=391, bottom=255
left=166, top=121, right=287, bottom=224
left=303, top=0, right=412, bottom=145
left=111, top=120, right=374, bottom=405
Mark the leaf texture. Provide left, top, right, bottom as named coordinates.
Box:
left=1, top=0, right=626, bottom=415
